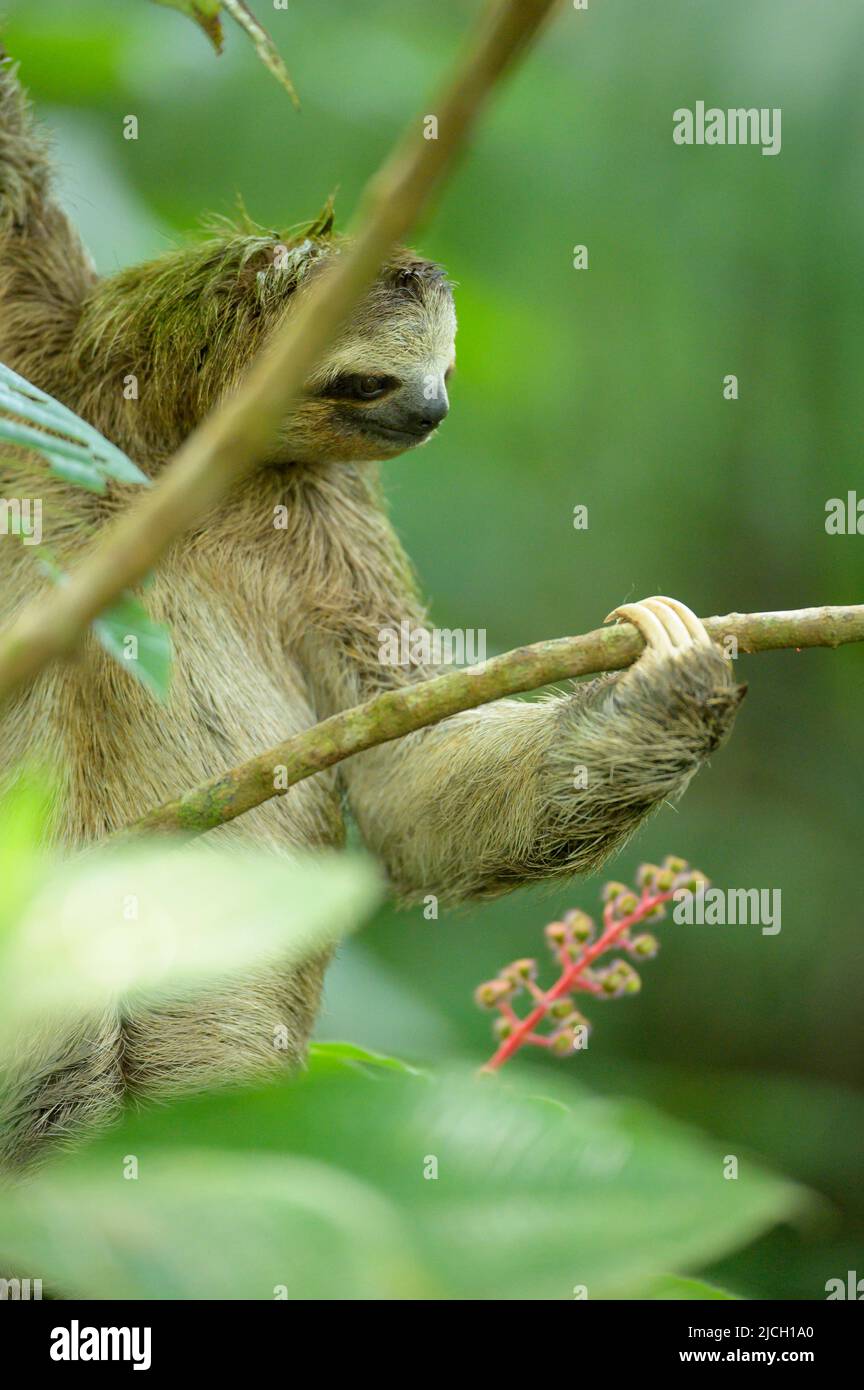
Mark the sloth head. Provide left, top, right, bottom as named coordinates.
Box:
left=284, top=247, right=456, bottom=465
left=70, top=209, right=456, bottom=472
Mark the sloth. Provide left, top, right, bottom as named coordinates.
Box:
left=0, top=58, right=745, bottom=1167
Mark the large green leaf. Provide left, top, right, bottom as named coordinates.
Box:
left=0, top=1152, right=425, bottom=1300
left=0, top=1063, right=806, bottom=1300
left=0, top=362, right=147, bottom=492
left=0, top=845, right=382, bottom=1035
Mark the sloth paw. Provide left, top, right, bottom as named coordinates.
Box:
left=604, top=595, right=744, bottom=751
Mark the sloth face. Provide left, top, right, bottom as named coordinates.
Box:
left=277, top=255, right=457, bottom=465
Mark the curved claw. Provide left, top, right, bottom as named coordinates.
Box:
left=604, top=602, right=675, bottom=655
left=639, top=597, right=691, bottom=647
left=605, top=595, right=714, bottom=658
left=651, top=595, right=713, bottom=647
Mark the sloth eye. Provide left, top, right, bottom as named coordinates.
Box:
left=321, top=373, right=397, bottom=402
left=355, top=374, right=392, bottom=399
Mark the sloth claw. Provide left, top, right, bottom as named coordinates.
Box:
left=604, top=595, right=715, bottom=659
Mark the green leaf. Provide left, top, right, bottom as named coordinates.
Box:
left=308, top=1041, right=425, bottom=1079
left=0, top=362, right=148, bottom=491
left=151, top=0, right=223, bottom=54
left=0, top=776, right=53, bottom=939
left=0, top=1063, right=806, bottom=1300
left=91, top=590, right=173, bottom=701
left=221, top=0, right=299, bottom=108
left=0, top=1151, right=428, bottom=1300
left=37, top=555, right=172, bottom=703
left=0, top=847, right=382, bottom=1036
left=641, top=1274, right=741, bottom=1300
left=151, top=0, right=299, bottom=107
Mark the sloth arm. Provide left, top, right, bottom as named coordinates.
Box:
left=337, top=599, right=744, bottom=904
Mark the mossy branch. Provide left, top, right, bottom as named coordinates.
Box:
left=127, top=603, right=864, bottom=838
left=0, top=0, right=563, bottom=706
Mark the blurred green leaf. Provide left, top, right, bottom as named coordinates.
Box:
left=0, top=1063, right=806, bottom=1299
left=0, top=846, right=381, bottom=1036
left=0, top=362, right=148, bottom=492
left=0, top=1150, right=426, bottom=1300
left=589, top=1059, right=864, bottom=1220
left=91, top=589, right=173, bottom=701
left=641, top=1274, right=741, bottom=1300
left=308, top=1040, right=424, bottom=1078
left=0, top=777, right=53, bottom=939
left=36, top=556, right=173, bottom=703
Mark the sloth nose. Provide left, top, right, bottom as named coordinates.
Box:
left=402, top=384, right=449, bottom=434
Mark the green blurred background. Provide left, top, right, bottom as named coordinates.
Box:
left=4, top=0, right=862, bottom=1298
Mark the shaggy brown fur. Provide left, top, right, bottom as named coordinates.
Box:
left=0, top=59, right=744, bottom=1167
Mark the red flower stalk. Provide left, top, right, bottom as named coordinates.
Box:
left=476, top=856, right=708, bottom=1072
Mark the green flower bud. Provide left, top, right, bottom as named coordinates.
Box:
left=549, top=1028, right=577, bottom=1056
left=505, top=957, right=537, bottom=982
left=614, top=891, right=639, bottom=915
left=663, top=855, right=688, bottom=874
left=683, top=871, right=709, bottom=893
left=565, top=909, right=595, bottom=942
left=544, top=921, right=569, bottom=947
left=549, top=995, right=576, bottom=1019
left=637, top=862, right=660, bottom=889
left=609, top=960, right=642, bottom=994
left=631, top=933, right=659, bottom=959
left=597, top=959, right=642, bottom=998
left=602, top=881, right=629, bottom=904
left=493, top=1016, right=514, bottom=1040
left=654, top=869, right=674, bottom=891
left=474, top=979, right=512, bottom=1009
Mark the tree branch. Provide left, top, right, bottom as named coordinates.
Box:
left=127, top=603, right=864, bottom=838
left=0, top=0, right=562, bottom=706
